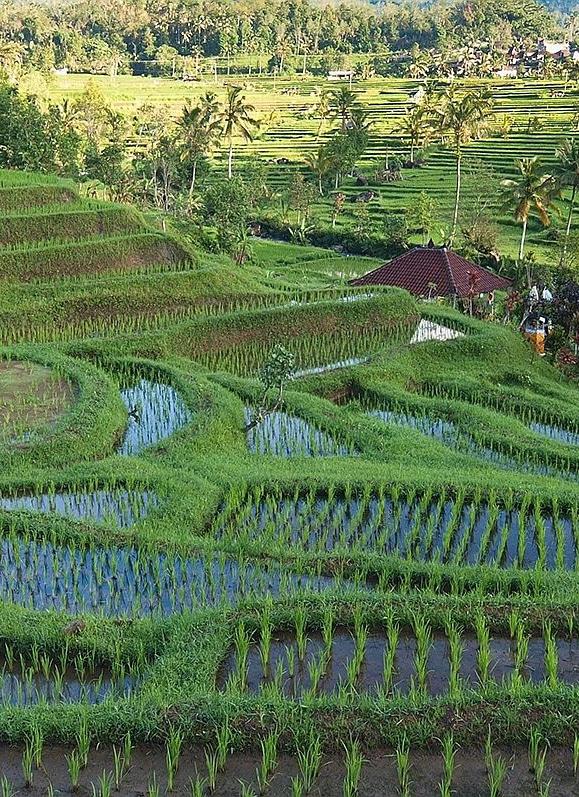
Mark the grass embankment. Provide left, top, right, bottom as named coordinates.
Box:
left=4, top=163, right=579, bottom=774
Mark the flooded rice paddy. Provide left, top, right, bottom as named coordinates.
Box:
left=215, top=490, right=578, bottom=569
left=244, top=407, right=356, bottom=457
left=118, top=379, right=192, bottom=455
left=219, top=629, right=579, bottom=697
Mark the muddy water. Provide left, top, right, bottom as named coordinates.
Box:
left=0, top=744, right=575, bottom=796
left=218, top=630, right=579, bottom=697
left=0, top=660, right=136, bottom=705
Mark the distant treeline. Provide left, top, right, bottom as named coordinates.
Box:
left=0, top=0, right=563, bottom=76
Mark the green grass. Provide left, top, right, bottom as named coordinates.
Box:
left=1, top=132, right=579, bottom=776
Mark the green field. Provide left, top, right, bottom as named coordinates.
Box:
left=2, top=122, right=579, bottom=791
left=49, top=72, right=579, bottom=265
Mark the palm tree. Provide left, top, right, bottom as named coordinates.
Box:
left=501, top=156, right=556, bottom=285
left=218, top=86, right=258, bottom=179
left=304, top=146, right=334, bottom=195
left=394, top=106, right=431, bottom=163
left=435, top=87, right=494, bottom=246
left=553, top=138, right=579, bottom=267
left=329, top=86, right=359, bottom=133
left=313, top=89, right=330, bottom=138
left=176, top=100, right=221, bottom=194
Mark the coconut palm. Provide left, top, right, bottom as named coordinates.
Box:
left=218, top=86, right=259, bottom=179
left=304, top=146, right=335, bottom=195
left=175, top=100, right=221, bottom=194
left=313, top=89, right=331, bottom=138
left=501, top=156, right=556, bottom=285
left=434, top=87, right=494, bottom=246
left=394, top=106, right=431, bottom=163
left=328, top=86, right=360, bottom=133
left=553, top=138, right=579, bottom=267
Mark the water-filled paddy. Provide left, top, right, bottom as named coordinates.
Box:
left=214, top=490, right=577, bottom=569
left=0, top=537, right=351, bottom=616
left=368, top=407, right=573, bottom=480
left=244, top=407, right=356, bottom=457
left=118, top=379, right=192, bottom=455
left=0, top=660, right=137, bottom=706
left=0, top=488, right=158, bottom=528
left=219, top=629, right=579, bottom=697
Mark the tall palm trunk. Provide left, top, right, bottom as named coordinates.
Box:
left=228, top=141, right=234, bottom=179
left=189, top=161, right=197, bottom=196
left=519, top=216, right=530, bottom=284
left=450, top=149, right=461, bottom=246
left=560, top=183, right=577, bottom=267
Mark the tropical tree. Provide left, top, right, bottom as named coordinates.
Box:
left=175, top=100, right=220, bottom=194
left=304, top=145, right=335, bottom=195
left=328, top=86, right=359, bottom=133
left=218, top=86, right=258, bottom=179
left=312, top=89, right=331, bottom=138
left=394, top=105, right=431, bottom=162
left=553, top=138, right=579, bottom=267
left=434, top=87, right=494, bottom=246
left=501, top=156, right=556, bottom=285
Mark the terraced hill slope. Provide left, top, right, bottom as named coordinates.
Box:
left=2, top=169, right=579, bottom=795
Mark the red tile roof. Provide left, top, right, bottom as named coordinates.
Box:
left=349, top=246, right=511, bottom=298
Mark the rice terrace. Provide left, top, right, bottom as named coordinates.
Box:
left=7, top=0, right=579, bottom=794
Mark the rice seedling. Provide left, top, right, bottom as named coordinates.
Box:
left=0, top=776, right=13, bottom=797
left=66, top=750, right=82, bottom=793
left=342, top=739, right=364, bottom=797
left=189, top=776, right=207, bottom=797
left=146, top=773, right=160, bottom=797
left=205, top=746, right=219, bottom=794
left=216, top=719, right=233, bottom=771
left=166, top=727, right=184, bottom=791
left=91, top=771, right=113, bottom=797
left=76, top=719, right=91, bottom=768
left=297, top=733, right=323, bottom=794
left=485, top=731, right=508, bottom=797
left=438, top=734, right=457, bottom=797
left=573, top=734, right=579, bottom=777
left=21, top=741, right=34, bottom=788
left=291, top=777, right=304, bottom=797
left=396, top=735, right=411, bottom=797
left=256, top=731, right=279, bottom=794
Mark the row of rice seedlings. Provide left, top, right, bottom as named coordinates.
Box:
left=244, top=407, right=357, bottom=458
left=2, top=717, right=579, bottom=795
left=366, top=401, right=577, bottom=482
left=193, top=322, right=413, bottom=378
left=221, top=608, right=579, bottom=699
left=0, top=288, right=373, bottom=345
left=420, top=378, right=579, bottom=441
left=0, top=232, right=174, bottom=255
left=118, top=379, right=192, bottom=456
left=213, top=484, right=578, bottom=570
left=0, top=641, right=143, bottom=707
left=0, top=528, right=350, bottom=616
left=0, top=484, right=158, bottom=529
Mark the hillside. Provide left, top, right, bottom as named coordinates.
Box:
left=1, top=168, right=579, bottom=792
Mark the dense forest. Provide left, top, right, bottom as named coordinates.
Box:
left=0, top=0, right=566, bottom=77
